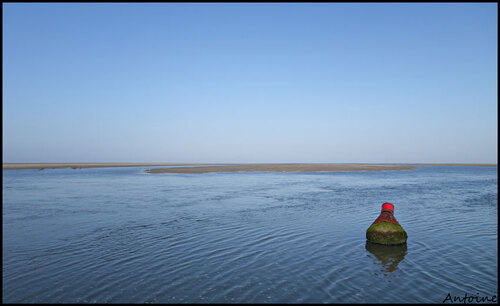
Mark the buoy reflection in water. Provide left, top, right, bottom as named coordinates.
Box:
left=365, top=241, right=407, bottom=274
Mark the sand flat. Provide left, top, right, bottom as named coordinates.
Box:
left=145, top=163, right=416, bottom=173
left=3, top=163, right=496, bottom=171
left=2, top=163, right=217, bottom=170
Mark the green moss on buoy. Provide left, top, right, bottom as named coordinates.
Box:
left=366, top=222, right=407, bottom=245
left=366, top=202, right=408, bottom=245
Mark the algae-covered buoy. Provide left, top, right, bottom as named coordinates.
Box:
left=366, top=202, right=407, bottom=245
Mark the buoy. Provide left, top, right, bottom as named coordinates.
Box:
left=366, top=202, right=407, bottom=245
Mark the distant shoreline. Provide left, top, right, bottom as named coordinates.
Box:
left=146, top=164, right=416, bottom=173
left=2, top=163, right=497, bottom=172
left=2, top=163, right=217, bottom=170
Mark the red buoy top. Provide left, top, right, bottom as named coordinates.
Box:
left=382, top=202, right=394, bottom=213
left=371, top=202, right=400, bottom=226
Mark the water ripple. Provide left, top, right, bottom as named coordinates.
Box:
left=2, top=166, right=497, bottom=303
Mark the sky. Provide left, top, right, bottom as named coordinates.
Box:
left=2, top=3, right=498, bottom=163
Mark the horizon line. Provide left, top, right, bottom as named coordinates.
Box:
left=2, top=162, right=498, bottom=171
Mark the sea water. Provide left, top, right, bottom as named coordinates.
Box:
left=2, top=166, right=497, bottom=303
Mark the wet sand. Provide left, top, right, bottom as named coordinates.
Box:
left=2, top=163, right=216, bottom=170
left=145, top=164, right=416, bottom=173
left=3, top=163, right=496, bottom=172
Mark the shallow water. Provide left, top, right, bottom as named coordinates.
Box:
left=2, top=166, right=497, bottom=303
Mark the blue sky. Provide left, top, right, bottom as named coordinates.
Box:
left=2, top=3, right=497, bottom=163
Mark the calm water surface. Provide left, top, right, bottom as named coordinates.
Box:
left=2, top=166, right=498, bottom=303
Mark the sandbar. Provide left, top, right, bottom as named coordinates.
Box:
left=145, top=164, right=416, bottom=173
left=2, top=163, right=217, bottom=170
left=3, top=163, right=495, bottom=172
